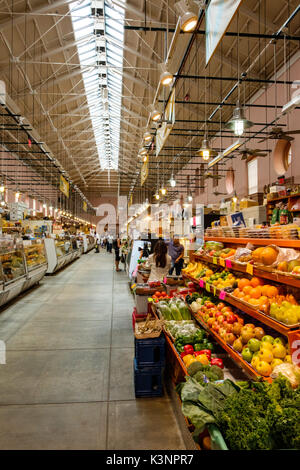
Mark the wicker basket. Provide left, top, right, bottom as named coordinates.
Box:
left=134, top=315, right=163, bottom=339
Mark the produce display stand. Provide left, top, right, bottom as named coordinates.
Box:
left=204, top=236, right=300, bottom=249
left=183, top=235, right=300, bottom=381
left=194, top=252, right=300, bottom=289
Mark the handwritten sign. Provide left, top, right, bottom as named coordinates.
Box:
left=219, top=290, right=226, bottom=300
left=213, top=257, right=218, bottom=265
left=225, top=259, right=232, bottom=268
left=206, top=284, right=210, bottom=293
left=219, top=258, right=225, bottom=267
left=199, top=280, right=204, bottom=288
left=246, top=263, right=254, bottom=275
left=213, top=286, right=217, bottom=296
left=163, top=277, right=167, bottom=284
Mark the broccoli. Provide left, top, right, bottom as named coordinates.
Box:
left=205, top=371, right=220, bottom=382
left=209, top=365, right=224, bottom=380
left=187, top=361, right=205, bottom=377
left=193, top=371, right=208, bottom=385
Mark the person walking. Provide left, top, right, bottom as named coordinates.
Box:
left=168, top=236, right=184, bottom=275
left=113, top=236, right=121, bottom=272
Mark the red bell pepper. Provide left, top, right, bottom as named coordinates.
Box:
left=210, top=358, right=224, bottom=369
left=194, top=351, right=204, bottom=357
left=183, top=344, right=194, bottom=354
left=198, top=349, right=212, bottom=359
left=180, top=352, right=188, bottom=359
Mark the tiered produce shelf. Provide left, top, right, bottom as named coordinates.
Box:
left=204, top=236, right=300, bottom=248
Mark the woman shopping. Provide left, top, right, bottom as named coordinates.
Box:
left=143, top=240, right=171, bottom=282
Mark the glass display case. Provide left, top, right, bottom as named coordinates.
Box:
left=0, top=238, right=26, bottom=283
left=55, top=240, right=67, bottom=258
left=23, top=242, right=47, bottom=272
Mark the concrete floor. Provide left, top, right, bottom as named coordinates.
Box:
left=0, top=251, right=186, bottom=450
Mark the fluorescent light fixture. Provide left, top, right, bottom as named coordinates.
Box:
left=208, top=139, right=242, bottom=168
left=282, top=91, right=300, bottom=115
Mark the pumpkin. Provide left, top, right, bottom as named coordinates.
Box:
left=261, top=246, right=278, bottom=266
left=252, top=247, right=265, bottom=263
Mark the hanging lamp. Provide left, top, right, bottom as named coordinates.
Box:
left=180, top=10, right=197, bottom=32
left=197, top=137, right=218, bottom=160
left=169, top=174, right=176, bottom=187
left=226, top=101, right=253, bottom=136
left=160, top=70, right=173, bottom=86
left=150, top=108, right=161, bottom=122
left=143, top=131, right=152, bottom=142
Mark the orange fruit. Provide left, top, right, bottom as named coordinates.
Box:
left=233, top=288, right=240, bottom=297
left=250, top=287, right=262, bottom=299
left=250, top=277, right=264, bottom=288
left=243, top=285, right=252, bottom=295
left=261, top=285, right=272, bottom=297
left=244, top=295, right=251, bottom=302
left=252, top=247, right=265, bottom=263
left=238, top=278, right=251, bottom=290
left=266, top=286, right=279, bottom=298
left=237, top=291, right=245, bottom=299
left=258, top=295, right=268, bottom=305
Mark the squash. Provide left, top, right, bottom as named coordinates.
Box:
left=261, top=246, right=278, bottom=266
left=251, top=247, right=265, bottom=263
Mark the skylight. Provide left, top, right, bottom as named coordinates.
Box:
left=70, top=0, right=125, bottom=171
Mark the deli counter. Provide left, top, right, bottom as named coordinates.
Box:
left=82, top=235, right=95, bottom=253
left=44, top=237, right=81, bottom=274
left=0, top=239, right=47, bottom=307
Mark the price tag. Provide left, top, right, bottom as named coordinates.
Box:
left=219, top=258, right=225, bottom=267
left=246, top=263, right=254, bottom=275
left=225, top=259, right=232, bottom=268
left=206, top=283, right=210, bottom=293
left=163, top=277, right=167, bottom=284
left=219, top=290, right=226, bottom=300
left=213, top=286, right=217, bottom=296
left=148, top=297, right=154, bottom=303
left=199, top=280, right=204, bottom=288
left=213, top=257, right=218, bottom=265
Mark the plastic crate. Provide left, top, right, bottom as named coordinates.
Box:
left=135, top=336, right=165, bottom=367
left=132, top=307, right=147, bottom=332
left=134, top=359, right=163, bottom=397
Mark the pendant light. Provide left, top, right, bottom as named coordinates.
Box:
left=169, top=174, right=176, bottom=187
left=180, top=10, right=197, bottom=32
left=143, top=131, right=152, bottom=142
left=197, top=137, right=218, bottom=160
left=226, top=101, right=253, bottom=136
left=160, top=187, right=167, bottom=196
left=232, top=191, right=238, bottom=203
left=139, top=147, right=147, bottom=156
left=0, top=182, right=4, bottom=193
left=160, top=70, right=173, bottom=86
left=150, top=108, right=161, bottom=122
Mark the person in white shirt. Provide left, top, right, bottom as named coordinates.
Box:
left=144, top=240, right=171, bottom=282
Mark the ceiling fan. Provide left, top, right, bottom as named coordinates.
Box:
left=258, top=126, right=300, bottom=143
left=213, top=191, right=227, bottom=196
left=235, top=148, right=271, bottom=160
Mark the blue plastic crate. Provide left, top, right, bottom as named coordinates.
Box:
left=134, top=336, right=165, bottom=368
left=134, top=359, right=163, bottom=398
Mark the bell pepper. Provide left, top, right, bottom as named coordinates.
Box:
left=194, top=343, right=204, bottom=352
left=198, top=349, right=212, bottom=359
left=182, top=354, right=194, bottom=366
left=183, top=344, right=194, bottom=354
left=211, top=358, right=224, bottom=369
left=180, top=352, right=188, bottom=359
left=195, top=354, right=210, bottom=365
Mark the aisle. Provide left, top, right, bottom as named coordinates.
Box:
left=0, top=251, right=185, bottom=450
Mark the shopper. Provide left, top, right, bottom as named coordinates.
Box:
left=143, top=239, right=171, bottom=282
left=168, top=236, right=184, bottom=275
left=113, top=236, right=121, bottom=271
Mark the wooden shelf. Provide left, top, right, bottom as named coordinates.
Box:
left=192, top=312, right=272, bottom=383
left=204, top=236, right=300, bottom=248
left=267, top=193, right=300, bottom=203
left=194, top=253, right=300, bottom=289
left=182, top=272, right=299, bottom=336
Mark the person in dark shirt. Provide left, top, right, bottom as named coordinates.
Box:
left=168, top=237, right=184, bottom=275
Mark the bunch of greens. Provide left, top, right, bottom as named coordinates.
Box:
left=176, top=377, right=238, bottom=440
left=215, top=376, right=300, bottom=450
left=174, top=329, right=214, bottom=354
left=187, top=362, right=224, bottom=384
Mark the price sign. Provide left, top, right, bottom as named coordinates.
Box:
left=213, top=257, right=218, bottom=265
left=219, top=258, right=225, bottom=267
left=163, top=277, right=167, bottom=284
left=225, top=259, right=232, bottom=268
left=206, top=284, right=210, bottom=293
left=219, top=290, right=226, bottom=300
left=246, top=263, right=254, bottom=275
left=213, top=286, right=217, bottom=296
left=199, top=280, right=204, bottom=288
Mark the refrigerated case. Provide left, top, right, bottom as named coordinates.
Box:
left=0, top=239, right=27, bottom=306
left=22, top=240, right=48, bottom=290
left=44, top=237, right=80, bottom=274
left=82, top=235, right=95, bottom=253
